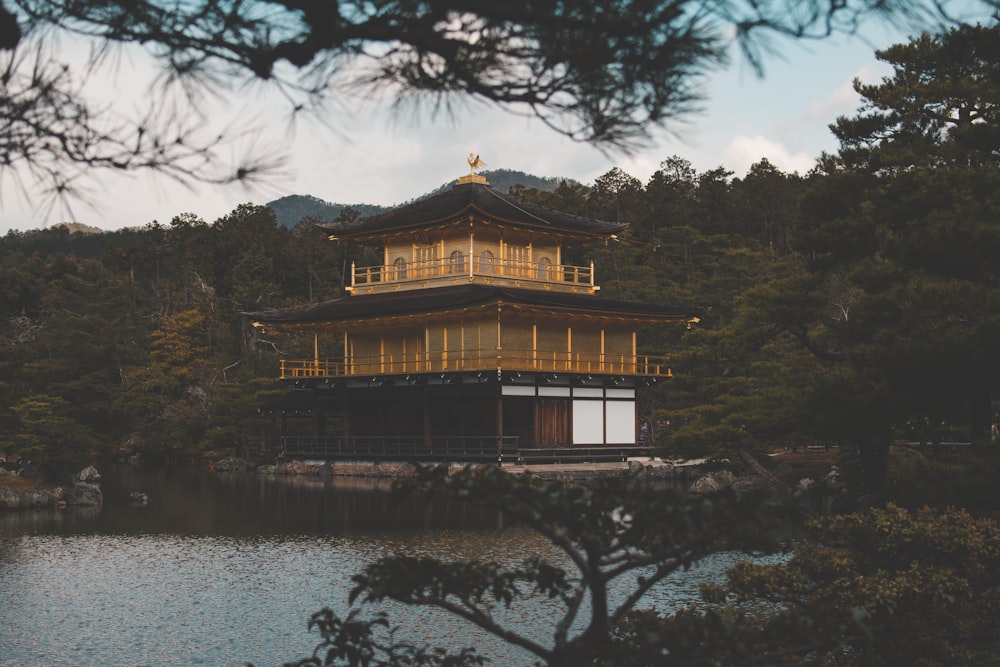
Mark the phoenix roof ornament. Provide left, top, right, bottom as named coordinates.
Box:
left=457, top=152, right=489, bottom=185
left=467, top=152, right=486, bottom=174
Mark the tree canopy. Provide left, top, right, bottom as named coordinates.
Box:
left=830, top=22, right=1000, bottom=171
left=711, top=504, right=1000, bottom=666
left=651, top=18, right=1000, bottom=493
left=795, top=20, right=1000, bottom=490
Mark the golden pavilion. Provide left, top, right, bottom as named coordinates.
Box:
left=249, top=160, right=694, bottom=462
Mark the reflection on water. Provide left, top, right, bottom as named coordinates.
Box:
left=0, top=465, right=776, bottom=667
left=0, top=529, right=584, bottom=667
left=0, top=464, right=505, bottom=537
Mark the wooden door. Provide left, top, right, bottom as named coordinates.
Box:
left=538, top=399, right=570, bottom=446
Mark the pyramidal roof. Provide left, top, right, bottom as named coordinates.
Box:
left=320, top=180, right=626, bottom=241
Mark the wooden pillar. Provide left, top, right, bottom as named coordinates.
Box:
left=424, top=385, right=432, bottom=446
left=567, top=326, right=572, bottom=371
left=496, top=304, right=503, bottom=369
left=532, top=324, right=537, bottom=370
left=534, top=399, right=541, bottom=446
left=316, top=404, right=327, bottom=437
left=424, top=325, right=430, bottom=372
left=632, top=331, right=637, bottom=374
left=313, top=333, right=319, bottom=373
left=600, top=328, right=605, bottom=372
left=634, top=398, right=639, bottom=447
left=496, top=392, right=504, bottom=444
left=342, top=386, right=350, bottom=443
left=442, top=326, right=448, bottom=370
left=604, top=389, right=609, bottom=446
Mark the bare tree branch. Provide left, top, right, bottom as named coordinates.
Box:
left=0, top=0, right=992, bottom=213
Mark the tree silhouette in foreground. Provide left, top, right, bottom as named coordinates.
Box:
left=284, top=464, right=805, bottom=667
left=282, top=468, right=1000, bottom=666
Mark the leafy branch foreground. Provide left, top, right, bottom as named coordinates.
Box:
left=273, top=466, right=1000, bottom=667
left=278, top=464, right=813, bottom=667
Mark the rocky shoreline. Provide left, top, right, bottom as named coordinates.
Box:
left=230, top=453, right=845, bottom=508
left=235, top=456, right=688, bottom=480
left=228, top=456, right=738, bottom=489
left=0, top=451, right=843, bottom=512
left=0, top=465, right=103, bottom=510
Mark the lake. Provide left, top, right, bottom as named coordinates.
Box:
left=0, top=465, right=773, bottom=666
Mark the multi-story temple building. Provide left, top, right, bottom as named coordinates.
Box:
left=249, top=160, right=694, bottom=461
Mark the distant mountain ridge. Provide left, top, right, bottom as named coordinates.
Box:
left=265, top=169, right=571, bottom=228
left=264, top=195, right=388, bottom=229
left=33, top=170, right=572, bottom=234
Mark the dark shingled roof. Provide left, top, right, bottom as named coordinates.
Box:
left=248, top=285, right=691, bottom=326
left=321, top=181, right=626, bottom=239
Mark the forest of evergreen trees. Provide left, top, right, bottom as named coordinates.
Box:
left=1, top=23, right=998, bottom=514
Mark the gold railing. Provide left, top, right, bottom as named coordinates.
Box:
left=280, top=349, right=671, bottom=379
left=351, top=258, right=594, bottom=287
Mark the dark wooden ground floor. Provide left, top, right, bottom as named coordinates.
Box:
left=265, top=370, right=657, bottom=453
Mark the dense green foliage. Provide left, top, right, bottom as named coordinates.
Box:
left=708, top=504, right=1000, bottom=666
left=0, top=209, right=363, bottom=477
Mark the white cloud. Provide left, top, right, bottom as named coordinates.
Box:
left=804, top=80, right=860, bottom=124
left=803, top=61, right=890, bottom=125
left=615, top=153, right=667, bottom=185
left=722, top=136, right=817, bottom=176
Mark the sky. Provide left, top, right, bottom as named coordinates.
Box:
left=0, top=12, right=981, bottom=235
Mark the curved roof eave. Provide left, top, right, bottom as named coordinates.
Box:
left=321, top=182, right=627, bottom=240
left=246, top=285, right=695, bottom=328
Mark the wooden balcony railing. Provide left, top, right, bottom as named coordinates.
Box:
left=350, top=257, right=594, bottom=289
left=280, top=349, right=671, bottom=379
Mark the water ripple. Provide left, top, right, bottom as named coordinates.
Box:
left=0, top=530, right=781, bottom=667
